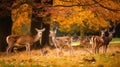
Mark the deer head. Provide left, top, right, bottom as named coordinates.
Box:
left=100, top=28, right=108, bottom=37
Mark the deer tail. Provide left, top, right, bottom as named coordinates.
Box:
left=6, top=36, right=10, bottom=44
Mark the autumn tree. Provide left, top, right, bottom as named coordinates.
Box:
left=11, top=0, right=32, bottom=35
left=11, top=0, right=53, bottom=48
left=0, top=0, right=120, bottom=52
left=50, top=0, right=120, bottom=36
left=0, top=0, right=53, bottom=51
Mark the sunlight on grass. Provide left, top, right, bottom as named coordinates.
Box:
left=112, top=38, right=120, bottom=42
left=0, top=40, right=120, bottom=67
left=72, top=41, right=80, bottom=46
left=95, top=53, right=120, bottom=67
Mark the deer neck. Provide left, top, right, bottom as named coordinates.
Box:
left=34, top=33, right=41, bottom=42
left=108, top=34, right=113, bottom=41
left=51, top=35, right=56, bottom=41
left=100, top=33, right=105, bottom=38
left=50, top=32, right=56, bottom=41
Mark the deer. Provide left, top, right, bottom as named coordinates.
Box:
left=90, top=29, right=107, bottom=54
left=79, top=36, right=91, bottom=48
left=102, top=28, right=115, bottom=53
left=6, top=28, right=45, bottom=56
left=90, top=27, right=116, bottom=54
left=49, top=29, right=73, bottom=56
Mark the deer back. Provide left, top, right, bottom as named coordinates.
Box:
left=15, top=35, right=34, bottom=45
left=6, top=35, right=20, bottom=44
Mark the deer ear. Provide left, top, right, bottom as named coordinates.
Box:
left=35, top=28, right=39, bottom=31
left=112, top=29, right=115, bottom=33
left=104, top=28, right=108, bottom=32
left=50, top=31, right=52, bottom=33
left=41, top=28, right=45, bottom=31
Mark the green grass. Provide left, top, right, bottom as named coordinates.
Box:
left=72, top=41, right=80, bottom=46
left=112, top=38, right=120, bottom=42
left=110, top=38, right=120, bottom=47
left=111, top=38, right=120, bottom=44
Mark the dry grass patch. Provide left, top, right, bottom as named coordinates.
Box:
left=0, top=42, right=120, bottom=67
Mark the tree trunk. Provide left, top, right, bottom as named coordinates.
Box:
left=0, top=16, right=13, bottom=51
left=80, top=26, right=85, bottom=38
left=11, top=3, right=32, bottom=35
left=41, top=23, right=50, bottom=47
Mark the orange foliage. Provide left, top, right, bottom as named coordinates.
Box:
left=11, top=1, right=32, bottom=35
left=88, top=0, right=120, bottom=23
left=51, top=0, right=120, bottom=33
left=52, top=0, right=109, bottom=32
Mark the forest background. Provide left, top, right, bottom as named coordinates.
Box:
left=0, top=0, right=120, bottom=51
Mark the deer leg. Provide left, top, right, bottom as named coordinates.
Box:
left=103, top=45, right=108, bottom=53
left=93, top=46, right=98, bottom=54
left=59, top=47, right=63, bottom=56
left=54, top=44, right=60, bottom=56
left=56, top=46, right=62, bottom=56
left=96, top=48, right=99, bottom=54
left=92, top=43, right=97, bottom=54
left=26, top=44, right=30, bottom=55
left=6, top=45, right=13, bottom=56
left=56, top=48, right=60, bottom=56
left=41, top=48, right=45, bottom=56
left=67, top=42, right=73, bottom=55
left=93, top=48, right=96, bottom=54
left=92, top=47, right=95, bottom=53
left=6, top=46, right=10, bottom=55
left=69, top=46, right=73, bottom=55
left=54, top=41, right=61, bottom=56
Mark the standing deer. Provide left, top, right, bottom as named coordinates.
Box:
left=102, top=28, right=115, bottom=53
left=6, top=28, right=45, bottom=55
left=91, top=27, right=115, bottom=54
left=90, top=29, right=107, bottom=54
left=49, top=30, right=73, bottom=55
left=79, top=36, right=91, bottom=48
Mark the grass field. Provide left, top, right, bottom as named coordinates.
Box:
left=0, top=38, right=120, bottom=67
left=111, top=38, right=120, bottom=42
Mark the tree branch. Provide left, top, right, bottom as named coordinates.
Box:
left=52, top=0, right=102, bottom=7
left=92, top=0, right=120, bottom=12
